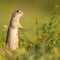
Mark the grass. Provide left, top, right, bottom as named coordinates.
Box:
left=0, top=9, right=60, bottom=60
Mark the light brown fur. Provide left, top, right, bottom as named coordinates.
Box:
left=6, top=10, right=23, bottom=51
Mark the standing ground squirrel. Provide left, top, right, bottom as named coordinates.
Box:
left=6, top=10, right=23, bottom=51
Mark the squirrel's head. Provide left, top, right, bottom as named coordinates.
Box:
left=12, top=10, right=24, bottom=19
left=10, top=10, right=23, bottom=29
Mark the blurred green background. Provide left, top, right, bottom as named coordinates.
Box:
left=0, top=0, right=60, bottom=60
left=0, top=0, right=60, bottom=28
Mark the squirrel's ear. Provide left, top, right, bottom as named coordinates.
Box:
left=12, top=10, right=16, bottom=16
left=12, top=12, right=15, bottom=17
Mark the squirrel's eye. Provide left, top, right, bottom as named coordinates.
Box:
left=17, top=11, right=19, bottom=12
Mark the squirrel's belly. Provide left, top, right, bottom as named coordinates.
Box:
left=7, top=28, right=19, bottom=50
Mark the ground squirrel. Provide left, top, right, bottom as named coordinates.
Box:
left=6, top=10, right=23, bottom=51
